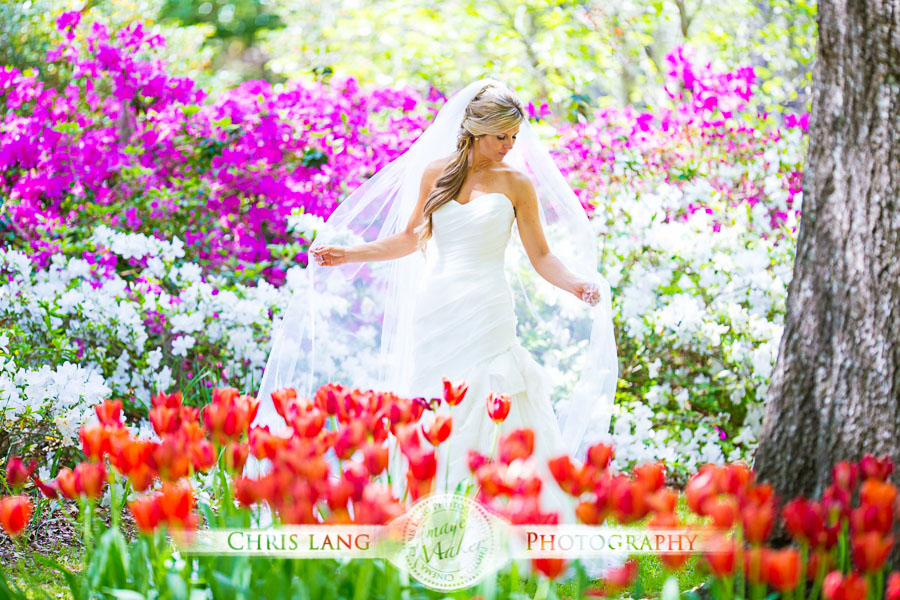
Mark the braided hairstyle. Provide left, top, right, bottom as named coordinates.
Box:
left=413, top=82, right=525, bottom=253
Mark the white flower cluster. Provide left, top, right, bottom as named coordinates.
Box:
left=286, top=209, right=327, bottom=240
left=91, top=224, right=186, bottom=262
left=0, top=227, right=385, bottom=444
left=578, top=129, right=802, bottom=472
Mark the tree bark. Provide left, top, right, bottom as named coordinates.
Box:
left=753, top=0, right=900, bottom=525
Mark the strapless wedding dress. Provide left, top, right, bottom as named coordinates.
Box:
left=395, top=192, right=577, bottom=524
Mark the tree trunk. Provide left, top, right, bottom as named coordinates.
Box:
left=753, top=0, right=900, bottom=526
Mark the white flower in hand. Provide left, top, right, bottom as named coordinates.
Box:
left=573, top=280, right=600, bottom=306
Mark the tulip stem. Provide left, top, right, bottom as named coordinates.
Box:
left=489, top=425, right=500, bottom=461
left=799, top=542, right=808, bottom=600
left=735, top=528, right=745, bottom=600
left=443, top=437, right=451, bottom=494
left=534, top=576, right=550, bottom=600
left=80, top=497, right=94, bottom=568
left=808, top=553, right=825, bottom=600
left=838, top=518, right=849, bottom=573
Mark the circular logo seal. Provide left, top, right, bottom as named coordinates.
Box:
left=397, top=492, right=502, bottom=591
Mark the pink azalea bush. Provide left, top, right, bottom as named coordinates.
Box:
left=555, top=46, right=806, bottom=236
left=1, top=11, right=442, bottom=286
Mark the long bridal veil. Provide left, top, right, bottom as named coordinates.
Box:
left=252, top=78, right=619, bottom=464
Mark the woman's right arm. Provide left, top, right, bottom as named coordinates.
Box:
left=312, top=161, right=441, bottom=265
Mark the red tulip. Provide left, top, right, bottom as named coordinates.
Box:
left=149, top=404, right=178, bottom=436
left=634, top=462, right=666, bottom=492
left=860, top=478, right=897, bottom=509
left=190, top=439, right=216, bottom=472
left=860, top=454, right=893, bottom=481
left=291, top=408, right=325, bottom=438
left=603, top=559, right=638, bottom=592
left=467, top=450, right=490, bottom=473
left=333, top=420, right=366, bottom=460
left=5, top=457, right=35, bottom=489
left=225, top=442, right=249, bottom=473
left=823, top=571, right=868, bottom=600
left=80, top=422, right=111, bottom=460
left=646, top=487, right=679, bottom=514
left=233, top=477, right=259, bottom=506
left=422, top=414, right=452, bottom=446
left=532, top=557, right=567, bottom=580
left=94, top=399, right=122, bottom=426
left=716, top=463, right=754, bottom=495
left=851, top=531, right=893, bottom=573
left=704, top=535, right=737, bottom=577
left=33, top=476, right=59, bottom=499
left=363, top=441, right=389, bottom=476
left=342, top=462, right=369, bottom=501
left=783, top=498, right=827, bottom=546
left=248, top=425, right=286, bottom=460
left=442, top=377, right=468, bottom=406
left=822, top=484, right=851, bottom=526
left=740, top=497, right=775, bottom=544
left=74, top=461, right=106, bottom=499
left=485, top=392, right=511, bottom=423
left=887, top=572, right=900, bottom=600
left=685, top=466, right=718, bottom=516
left=270, top=387, right=298, bottom=418
left=55, top=467, right=79, bottom=499
left=765, top=548, right=801, bottom=592
left=405, top=446, right=437, bottom=481
left=705, top=496, right=737, bottom=529
left=0, top=495, right=33, bottom=537
left=586, top=442, right=614, bottom=471
left=850, top=503, right=893, bottom=536
left=151, top=390, right=184, bottom=409
left=404, top=471, right=433, bottom=502
left=610, top=475, right=649, bottom=524
left=498, top=428, right=534, bottom=464
left=832, top=461, right=859, bottom=491
left=157, top=481, right=194, bottom=523
left=575, top=500, right=603, bottom=525
left=548, top=455, right=582, bottom=496
left=129, top=495, right=162, bottom=533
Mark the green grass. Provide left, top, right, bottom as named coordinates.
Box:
left=4, top=543, right=80, bottom=599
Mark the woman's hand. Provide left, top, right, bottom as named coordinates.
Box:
left=572, top=280, right=600, bottom=306
left=310, top=244, right=349, bottom=267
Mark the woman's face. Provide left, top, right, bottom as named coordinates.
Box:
left=478, top=125, right=519, bottom=162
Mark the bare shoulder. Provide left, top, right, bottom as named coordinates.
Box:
left=503, top=168, right=537, bottom=210
left=427, top=155, right=454, bottom=174
left=418, top=156, right=451, bottom=192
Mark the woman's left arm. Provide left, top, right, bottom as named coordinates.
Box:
left=512, top=176, right=599, bottom=305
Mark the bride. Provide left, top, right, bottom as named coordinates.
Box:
left=252, top=79, right=619, bottom=525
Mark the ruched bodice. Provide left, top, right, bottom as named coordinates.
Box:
left=429, top=193, right=514, bottom=274
left=392, top=191, right=577, bottom=524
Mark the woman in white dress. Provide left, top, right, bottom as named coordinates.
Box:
left=252, top=79, right=618, bottom=528
left=308, top=84, right=603, bottom=522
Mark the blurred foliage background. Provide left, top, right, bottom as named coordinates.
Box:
left=1, top=0, right=815, bottom=118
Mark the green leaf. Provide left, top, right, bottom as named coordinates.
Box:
left=165, top=572, right=189, bottom=600
left=103, top=590, right=148, bottom=600
left=33, top=553, right=84, bottom=600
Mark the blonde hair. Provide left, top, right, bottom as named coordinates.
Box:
left=413, top=83, right=525, bottom=252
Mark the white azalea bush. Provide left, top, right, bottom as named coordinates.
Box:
left=593, top=127, right=804, bottom=483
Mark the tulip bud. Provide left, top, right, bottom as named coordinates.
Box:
left=5, top=457, right=35, bottom=489
left=0, top=495, right=33, bottom=537
left=486, top=392, right=511, bottom=423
